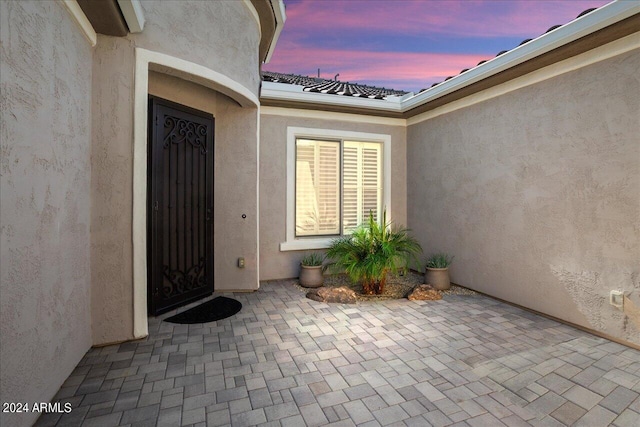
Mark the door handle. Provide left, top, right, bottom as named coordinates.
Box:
left=206, top=208, right=212, bottom=221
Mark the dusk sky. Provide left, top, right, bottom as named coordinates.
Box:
left=265, top=0, right=611, bottom=93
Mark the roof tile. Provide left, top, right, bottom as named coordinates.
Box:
left=262, top=71, right=408, bottom=99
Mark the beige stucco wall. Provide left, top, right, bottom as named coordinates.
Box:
left=90, top=1, right=261, bottom=344
left=407, top=48, right=640, bottom=345
left=259, top=113, right=407, bottom=280
left=148, top=72, right=259, bottom=291
left=135, top=0, right=261, bottom=97
left=0, top=2, right=93, bottom=426
left=90, top=36, right=136, bottom=345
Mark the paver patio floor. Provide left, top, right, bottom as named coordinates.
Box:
left=38, top=280, right=640, bottom=426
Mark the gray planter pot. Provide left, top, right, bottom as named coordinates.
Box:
left=425, top=267, right=450, bottom=290
left=299, top=265, right=324, bottom=288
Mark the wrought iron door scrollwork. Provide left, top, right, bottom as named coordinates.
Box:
left=163, top=115, right=208, bottom=154
left=162, top=257, right=207, bottom=298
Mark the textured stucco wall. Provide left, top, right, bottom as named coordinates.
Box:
left=135, top=0, right=260, bottom=97
left=90, top=36, right=135, bottom=345
left=407, top=49, right=640, bottom=345
left=149, top=72, right=259, bottom=292
left=91, top=2, right=261, bottom=344
left=259, top=114, right=407, bottom=280
left=0, top=2, right=93, bottom=426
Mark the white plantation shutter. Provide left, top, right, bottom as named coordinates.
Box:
left=295, top=143, right=317, bottom=235
left=342, top=141, right=382, bottom=234
left=342, top=145, right=358, bottom=232
left=362, top=145, right=381, bottom=222
left=295, top=139, right=340, bottom=236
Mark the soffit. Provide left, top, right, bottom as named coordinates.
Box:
left=251, top=0, right=275, bottom=63
left=77, top=0, right=128, bottom=36
left=251, top=0, right=278, bottom=64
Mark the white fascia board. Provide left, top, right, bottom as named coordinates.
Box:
left=261, top=82, right=404, bottom=113
left=117, top=0, right=145, bottom=33
left=402, top=0, right=640, bottom=111
left=263, top=81, right=306, bottom=93
left=265, top=0, right=286, bottom=63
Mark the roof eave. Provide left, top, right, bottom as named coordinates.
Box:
left=250, top=0, right=287, bottom=64
left=261, top=82, right=404, bottom=114
left=117, top=0, right=145, bottom=33
left=265, top=0, right=286, bottom=63
left=403, top=0, right=640, bottom=112
left=261, top=1, right=640, bottom=118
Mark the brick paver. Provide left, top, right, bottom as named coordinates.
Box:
left=36, top=279, right=640, bottom=426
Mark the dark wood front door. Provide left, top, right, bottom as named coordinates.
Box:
left=147, top=97, right=214, bottom=315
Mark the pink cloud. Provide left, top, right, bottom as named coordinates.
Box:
left=283, top=0, right=609, bottom=39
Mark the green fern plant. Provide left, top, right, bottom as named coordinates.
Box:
left=326, top=210, right=422, bottom=295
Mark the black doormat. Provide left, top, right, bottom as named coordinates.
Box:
left=164, top=296, right=242, bottom=324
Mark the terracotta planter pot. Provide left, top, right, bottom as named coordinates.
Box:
left=425, top=267, right=450, bottom=290
left=299, top=265, right=324, bottom=288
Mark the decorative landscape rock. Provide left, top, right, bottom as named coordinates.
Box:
left=408, top=284, right=442, bottom=301
left=306, top=286, right=357, bottom=304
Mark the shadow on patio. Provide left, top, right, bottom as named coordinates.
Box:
left=38, top=281, right=640, bottom=426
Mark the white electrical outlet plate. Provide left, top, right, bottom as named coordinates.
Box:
left=610, top=290, right=624, bottom=308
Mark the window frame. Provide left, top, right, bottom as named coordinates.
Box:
left=281, top=127, right=391, bottom=251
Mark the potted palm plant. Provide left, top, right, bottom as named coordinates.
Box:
left=326, top=210, right=422, bottom=295
left=424, top=253, right=454, bottom=290
left=299, top=252, right=325, bottom=288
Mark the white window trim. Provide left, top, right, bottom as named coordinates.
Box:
left=280, top=127, right=391, bottom=251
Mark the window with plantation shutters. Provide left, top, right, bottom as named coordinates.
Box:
left=283, top=127, right=390, bottom=251
left=295, top=138, right=382, bottom=237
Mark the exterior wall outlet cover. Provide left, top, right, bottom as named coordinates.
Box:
left=238, top=257, right=245, bottom=268
left=610, top=290, right=624, bottom=308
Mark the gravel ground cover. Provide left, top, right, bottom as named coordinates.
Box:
left=298, top=270, right=476, bottom=301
